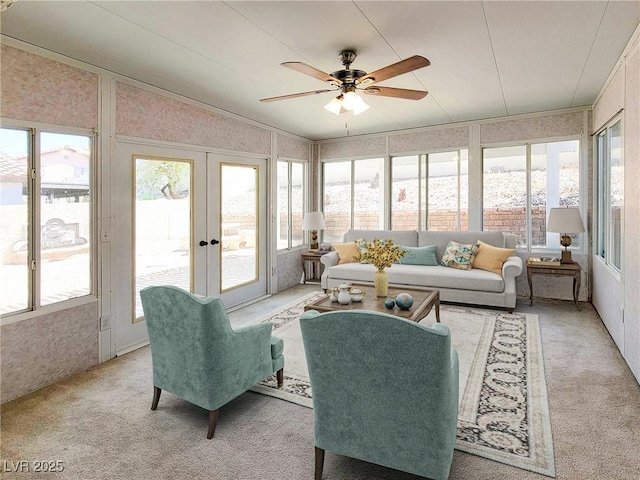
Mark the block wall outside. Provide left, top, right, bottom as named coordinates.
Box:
left=322, top=207, right=549, bottom=246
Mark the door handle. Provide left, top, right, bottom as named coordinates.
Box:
left=199, top=240, right=208, bottom=247
left=210, top=239, right=220, bottom=246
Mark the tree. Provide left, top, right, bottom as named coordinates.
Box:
left=136, top=159, right=189, bottom=200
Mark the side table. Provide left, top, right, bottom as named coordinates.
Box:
left=527, top=261, right=581, bottom=310
left=301, top=251, right=327, bottom=284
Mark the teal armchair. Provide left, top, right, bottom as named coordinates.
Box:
left=140, top=286, right=284, bottom=439
left=300, top=309, right=458, bottom=480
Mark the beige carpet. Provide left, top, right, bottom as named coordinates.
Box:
left=2, top=287, right=639, bottom=479
left=251, top=292, right=555, bottom=477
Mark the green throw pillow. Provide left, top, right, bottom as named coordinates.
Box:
left=398, top=245, right=438, bottom=266
left=440, top=241, right=479, bottom=270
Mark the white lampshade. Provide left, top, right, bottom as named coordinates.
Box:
left=323, top=92, right=369, bottom=116
left=302, top=211, right=326, bottom=231
left=342, top=91, right=369, bottom=115
left=547, top=207, right=585, bottom=234
left=324, top=96, right=343, bottom=115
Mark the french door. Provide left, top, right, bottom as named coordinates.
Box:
left=205, top=153, right=267, bottom=307
left=114, top=142, right=267, bottom=354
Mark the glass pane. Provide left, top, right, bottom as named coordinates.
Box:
left=596, top=133, right=606, bottom=258
left=427, top=151, right=464, bottom=231
left=609, top=121, right=623, bottom=269
left=531, top=140, right=581, bottom=249
left=40, top=132, right=92, bottom=306
left=323, top=161, right=351, bottom=242
left=291, top=162, right=304, bottom=247
left=135, top=158, right=191, bottom=319
left=483, top=146, right=527, bottom=247
left=460, top=150, right=469, bottom=231
left=276, top=161, right=288, bottom=250
left=392, top=155, right=420, bottom=230
left=221, top=164, right=257, bottom=291
left=354, top=158, right=384, bottom=230
left=0, top=128, right=30, bottom=314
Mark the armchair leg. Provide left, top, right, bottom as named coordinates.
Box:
left=276, top=368, right=284, bottom=388
left=314, top=447, right=325, bottom=480
left=151, top=386, right=162, bottom=410
left=207, top=409, right=219, bottom=439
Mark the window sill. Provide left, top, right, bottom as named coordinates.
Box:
left=0, top=295, right=99, bottom=327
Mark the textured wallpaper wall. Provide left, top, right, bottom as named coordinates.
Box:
left=1, top=302, right=99, bottom=404
left=0, top=45, right=98, bottom=129
left=116, top=82, right=271, bottom=155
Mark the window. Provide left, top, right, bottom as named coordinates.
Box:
left=0, top=127, right=93, bottom=316
left=277, top=160, right=305, bottom=250
left=391, top=150, right=468, bottom=231
left=322, top=158, right=384, bottom=242
left=482, top=140, right=580, bottom=250
left=595, top=119, right=623, bottom=270
left=134, top=157, right=191, bottom=319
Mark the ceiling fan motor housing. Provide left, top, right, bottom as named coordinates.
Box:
left=332, top=50, right=367, bottom=85
left=330, top=68, right=367, bottom=85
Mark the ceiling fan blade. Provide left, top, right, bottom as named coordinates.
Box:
left=357, top=55, right=430, bottom=85
left=260, top=89, right=337, bottom=103
left=362, top=86, right=428, bottom=100
left=281, top=62, right=341, bottom=85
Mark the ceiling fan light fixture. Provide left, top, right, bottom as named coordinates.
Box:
left=350, top=100, right=370, bottom=115
left=324, top=95, right=344, bottom=115
left=341, top=91, right=360, bottom=110
left=340, top=90, right=369, bottom=115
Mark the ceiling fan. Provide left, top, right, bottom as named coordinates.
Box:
left=260, top=50, right=430, bottom=115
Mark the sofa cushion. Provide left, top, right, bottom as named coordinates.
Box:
left=473, top=241, right=516, bottom=274
left=440, top=241, right=479, bottom=270
left=417, top=231, right=508, bottom=261
left=398, top=245, right=438, bottom=266
left=333, top=242, right=360, bottom=264
left=327, top=263, right=505, bottom=293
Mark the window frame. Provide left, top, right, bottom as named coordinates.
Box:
left=390, top=149, right=469, bottom=231
left=0, top=120, right=97, bottom=322
left=321, top=156, right=386, bottom=242
left=480, top=136, right=584, bottom=253
left=594, top=115, right=624, bottom=273
left=321, top=149, right=468, bottom=240
left=276, top=158, right=307, bottom=251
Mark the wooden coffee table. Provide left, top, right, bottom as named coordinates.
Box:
left=304, top=283, right=440, bottom=323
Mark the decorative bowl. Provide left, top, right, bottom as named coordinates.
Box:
left=351, top=292, right=364, bottom=302
left=395, top=292, right=414, bottom=310
left=350, top=288, right=363, bottom=302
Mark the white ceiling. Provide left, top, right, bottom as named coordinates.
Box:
left=1, top=1, right=639, bottom=140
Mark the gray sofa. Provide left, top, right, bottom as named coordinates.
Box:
left=321, top=230, right=523, bottom=311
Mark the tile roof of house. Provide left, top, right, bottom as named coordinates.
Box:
left=0, top=152, right=27, bottom=179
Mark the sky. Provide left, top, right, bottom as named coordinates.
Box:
left=0, top=128, right=90, bottom=157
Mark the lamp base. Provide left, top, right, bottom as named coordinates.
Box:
left=310, top=230, right=319, bottom=250
left=560, top=249, right=573, bottom=264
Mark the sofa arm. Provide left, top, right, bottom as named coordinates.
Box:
left=502, top=255, right=523, bottom=281
left=321, top=251, right=339, bottom=268
left=320, top=252, right=339, bottom=290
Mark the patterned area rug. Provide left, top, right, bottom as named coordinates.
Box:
left=250, top=292, right=556, bottom=477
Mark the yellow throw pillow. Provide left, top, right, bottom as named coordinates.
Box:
left=332, top=242, right=361, bottom=264
left=473, top=240, right=516, bottom=275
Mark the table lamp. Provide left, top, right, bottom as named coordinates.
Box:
left=547, top=207, right=585, bottom=264
left=302, top=212, right=326, bottom=250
